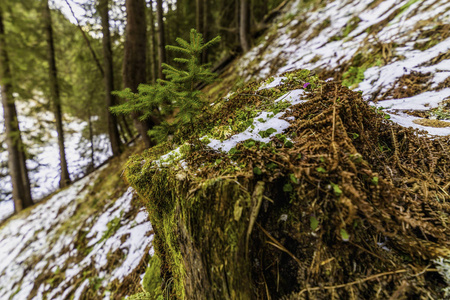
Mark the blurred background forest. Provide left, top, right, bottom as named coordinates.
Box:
left=0, top=0, right=285, bottom=218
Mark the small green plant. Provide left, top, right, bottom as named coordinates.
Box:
left=283, top=183, right=293, bottom=192
left=253, top=166, right=262, bottom=175
left=100, top=216, right=121, bottom=242
left=112, top=29, right=220, bottom=143
left=258, top=128, right=277, bottom=138
left=330, top=182, right=342, bottom=197
left=371, top=177, right=379, bottom=185
left=340, top=228, right=350, bottom=241
left=310, top=215, right=319, bottom=231
left=316, top=167, right=327, bottom=173
left=342, top=66, right=366, bottom=88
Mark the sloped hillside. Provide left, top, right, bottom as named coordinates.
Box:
left=0, top=152, right=153, bottom=300
left=1, top=0, right=449, bottom=299
left=222, top=0, right=449, bottom=134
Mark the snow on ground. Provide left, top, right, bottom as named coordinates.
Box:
left=0, top=168, right=153, bottom=300
left=236, top=0, right=450, bottom=137
left=0, top=98, right=112, bottom=221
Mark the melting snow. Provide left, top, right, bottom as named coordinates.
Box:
left=207, top=87, right=306, bottom=152
left=236, top=0, right=450, bottom=137
left=0, top=99, right=113, bottom=221
left=0, top=170, right=153, bottom=300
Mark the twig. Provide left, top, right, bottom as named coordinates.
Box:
left=240, top=93, right=273, bottom=101
left=331, top=84, right=338, bottom=142
left=257, top=223, right=302, bottom=267
left=298, top=267, right=439, bottom=296
left=64, top=0, right=104, bottom=76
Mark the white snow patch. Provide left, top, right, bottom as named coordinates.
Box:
left=258, top=77, right=287, bottom=90
left=0, top=170, right=154, bottom=300
left=208, top=89, right=306, bottom=152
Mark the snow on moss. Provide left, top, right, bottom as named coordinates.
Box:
left=207, top=86, right=305, bottom=153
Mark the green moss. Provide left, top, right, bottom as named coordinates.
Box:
left=342, top=66, right=366, bottom=88
left=143, top=255, right=163, bottom=295
left=46, top=267, right=66, bottom=288
left=126, top=153, right=254, bottom=299
left=342, top=44, right=391, bottom=88
left=413, top=25, right=450, bottom=51
left=9, top=284, right=21, bottom=300
left=100, top=216, right=121, bottom=242
left=343, top=16, right=361, bottom=38
left=328, top=16, right=361, bottom=41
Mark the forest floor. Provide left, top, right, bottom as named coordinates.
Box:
left=0, top=144, right=153, bottom=300
left=0, top=0, right=449, bottom=299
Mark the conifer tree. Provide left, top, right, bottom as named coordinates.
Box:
left=99, top=0, right=122, bottom=156
left=0, top=7, right=33, bottom=212
left=156, top=0, right=166, bottom=80
left=43, top=0, right=71, bottom=188
left=112, top=29, right=220, bottom=143
left=123, top=0, right=155, bottom=148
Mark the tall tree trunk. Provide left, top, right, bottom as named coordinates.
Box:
left=196, top=0, right=209, bottom=64
left=124, top=0, right=154, bottom=148
left=0, top=9, right=33, bottom=212
left=196, top=0, right=204, bottom=36
left=43, top=0, right=71, bottom=188
left=202, top=0, right=209, bottom=63
left=121, top=115, right=134, bottom=141
left=156, top=0, right=166, bottom=79
left=235, top=0, right=240, bottom=45
left=99, top=0, right=122, bottom=156
left=87, top=107, right=95, bottom=173
left=148, top=0, right=158, bottom=84
left=239, top=0, right=251, bottom=52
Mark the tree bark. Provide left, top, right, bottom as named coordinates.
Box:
left=156, top=0, right=166, bottom=80
left=124, top=0, right=154, bottom=148
left=99, top=0, right=122, bottom=156
left=196, top=0, right=209, bottom=64
left=196, top=0, right=204, bottom=36
left=121, top=115, right=134, bottom=141
left=43, top=0, right=71, bottom=188
left=239, top=0, right=251, bottom=52
left=202, top=0, right=209, bottom=63
left=148, top=0, right=158, bottom=84
left=0, top=9, right=33, bottom=212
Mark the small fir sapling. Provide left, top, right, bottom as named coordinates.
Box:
left=111, top=29, right=220, bottom=143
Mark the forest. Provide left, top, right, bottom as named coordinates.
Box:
left=0, top=0, right=284, bottom=215
left=1, top=0, right=450, bottom=299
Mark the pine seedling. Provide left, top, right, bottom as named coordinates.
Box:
left=111, top=29, right=220, bottom=144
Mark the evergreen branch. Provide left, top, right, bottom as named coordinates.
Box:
left=166, top=45, right=190, bottom=55
left=176, top=37, right=193, bottom=52
left=202, top=36, right=221, bottom=50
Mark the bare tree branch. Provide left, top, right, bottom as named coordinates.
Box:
left=64, top=0, right=105, bottom=76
